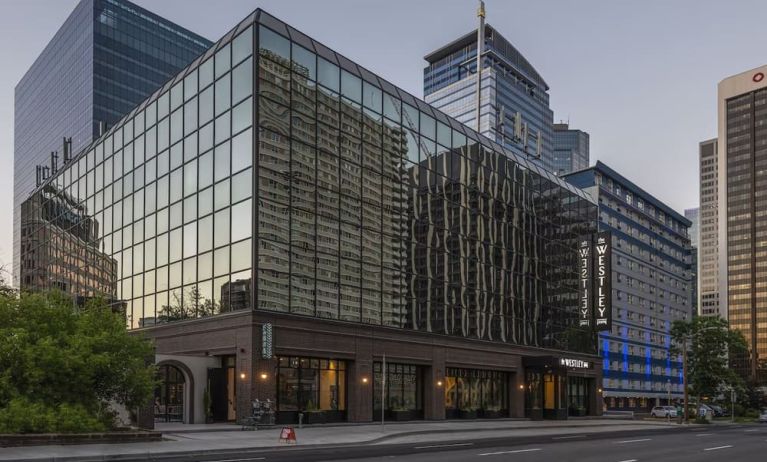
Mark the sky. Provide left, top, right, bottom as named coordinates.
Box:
left=0, top=0, right=765, bottom=270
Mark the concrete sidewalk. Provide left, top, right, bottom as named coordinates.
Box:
left=0, top=419, right=680, bottom=461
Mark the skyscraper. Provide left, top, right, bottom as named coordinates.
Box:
left=685, top=207, right=699, bottom=318
left=553, top=123, right=590, bottom=176
left=13, top=0, right=212, bottom=286
left=423, top=24, right=554, bottom=171
left=698, top=138, right=720, bottom=318
left=718, top=65, right=767, bottom=384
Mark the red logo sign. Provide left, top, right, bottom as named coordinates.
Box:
left=754, top=72, right=764, bottom=83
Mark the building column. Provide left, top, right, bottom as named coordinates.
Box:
left=424, top=347, right=445, bottom=420
left=511, top=369, right=525, bottom=418
left=234, top=329, right=255, bottom=424
left=590, top=379, right=602, bottom=416
left=348, top=338, right=373, bottom=422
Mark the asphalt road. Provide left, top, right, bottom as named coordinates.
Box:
left=116, top=423, right=767, bottom=462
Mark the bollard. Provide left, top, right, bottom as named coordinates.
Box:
left=298, top=412, right=304, bottom=429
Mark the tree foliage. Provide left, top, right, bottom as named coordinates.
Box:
left=670, top=316, right=747, bottom=401
left=0, top=290, right=155, bottom=433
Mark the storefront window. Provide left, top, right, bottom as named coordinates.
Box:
left=373, top=363, right=422, bottom=420
left=276, top=356, right=346, bottom=421
left=567, top=376, right=592, bottom=416
left=445, top=368, right=508, bottom=418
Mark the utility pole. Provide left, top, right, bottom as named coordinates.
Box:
left=474, top=0, right=485, bottom=132
left=382, top=353, right=386, bottom=429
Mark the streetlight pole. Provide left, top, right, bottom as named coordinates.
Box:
left=666, top=379, right=671, bottom=422
left=683, top=340, right=689, bottom=424
left=731, top=388, right=735, bottom=424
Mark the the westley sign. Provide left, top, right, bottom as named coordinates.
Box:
left=577, top=232, right=612, bottom=332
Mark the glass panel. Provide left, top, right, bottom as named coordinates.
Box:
left=232, top=57, right=253, bottom=104
left=259, top=26, right=290, bottom=62
left=232, top=26, right=253, bottom=64
left=292, top=44, right=316, bottom=81
left=317, top=57, right=339, bottom=92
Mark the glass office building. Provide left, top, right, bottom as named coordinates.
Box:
left=552, top=123, right=589, bottom=176
left=15, top=0, right=211, bottom=288
left=423, top=25, right=555, bottom=171
left=564, top=162, right=694, bottom=412
left=22, top=9, right=601, bottom=425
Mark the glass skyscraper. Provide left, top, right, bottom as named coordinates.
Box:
left=21, top=9, right=602, bottom=425
left=423, top=25, right=555, bottom=171
left=553, top=123, right=589, bottom=176
left=14, top=0, right=212, bottom=287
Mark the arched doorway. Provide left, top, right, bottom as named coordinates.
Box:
left=155, top=364, right=186, bottom=422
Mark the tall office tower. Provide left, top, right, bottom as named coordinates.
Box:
left=699, top=138, right=720, bottom=317
left=718, top=66, right=767, bottom=385
left=565, top=162, right=694, bottom=413
left=553, top=123, right=590, bottom=176
left=423, top=24, right=555, bottom=171
left=22, top=9, right=603, bottom=425
left=685, top=207, right=699, bottom=317
left=14, top=0, right=212, bottom=286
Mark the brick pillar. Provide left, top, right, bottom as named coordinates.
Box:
left=591, top=378, right=602, bottom=416
left=424, top=347, right=445, bottom=420
left=235, top=329, right=255, bottom=424
left=348, top=338, right=373, bottom=422
left=511, top=369, right=525, bottom=418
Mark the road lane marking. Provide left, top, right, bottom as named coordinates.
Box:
left=616, top=459, right=638, bottom=462
left=552, top=435, right=586, bottom=440
left=703, top=445, right=733, bottom=451
left=210, top=458, right=266, bottom=462
left=414, top=443, right=474, bottom=449
left=695, top=433, right=712, bottom=437
left=478, top=448, right=542, bottom=456
left=744, top=429, right=759, bottom=432
left=615, top=438, right=652, bottom=444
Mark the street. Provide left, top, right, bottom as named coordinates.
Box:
left=69, top=424, right=764, bottom=462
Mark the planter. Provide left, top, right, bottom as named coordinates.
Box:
left=302, top=411, right=326, bottom=425
left=480, top=409, right=505, bottom=419
left=391, top=410, right=414, bottom=421
left=458, top=409, right=478, bottom=419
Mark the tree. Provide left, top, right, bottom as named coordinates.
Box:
left=671, top=316, right=747, bottom=412
left=0, top=290, right=156, bottom=433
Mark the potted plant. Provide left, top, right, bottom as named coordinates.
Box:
left=303, top=401, right=325, bottom=425
left=459, top=406, right=478, bottom=419
left=203, top=387, right=213, bottom=423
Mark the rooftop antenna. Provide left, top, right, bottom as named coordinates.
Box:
left=475, top=0, right=485, bottom=132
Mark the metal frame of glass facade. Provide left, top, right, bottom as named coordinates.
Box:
left=20, top=10, right=597, bottom=356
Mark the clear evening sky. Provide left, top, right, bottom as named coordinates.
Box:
left=0, top=0, right=764, bottom=269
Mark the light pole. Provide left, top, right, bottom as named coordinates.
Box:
left=731, top=388, right=735, bottom=424
left=666, top=379, right=671, bottom=422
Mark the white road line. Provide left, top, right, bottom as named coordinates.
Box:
left=615, top=438, right=652, bottom=444
left=695, top=433, right=713, bottom=437
left=414, top=442, right=474, bottom=449
left=552, top=435, right=587, bottom=440
left=478, top=448, right=542, bottom=456
left=703, top=445, right=733, bottom=451
left=616, top=459, right=638, bottom=462
left=744, top=429, right=759, bottom=432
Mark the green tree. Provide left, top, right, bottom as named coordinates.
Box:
left=671, top=316, right=747, bottom=411
left=0, top=290, right=155, bottom=433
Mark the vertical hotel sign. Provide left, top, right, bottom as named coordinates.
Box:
left=594, top=231, right=612, bottom=330
left=578, top=232, right=612, bottom=331
left=578, top=236, right=593, bottom=327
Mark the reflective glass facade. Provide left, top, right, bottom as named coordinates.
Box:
left=552, top=123, right=589, bottom=176
left=21, top=11, right=597, bottom=355
left=14, top=0, right=212, bottom=287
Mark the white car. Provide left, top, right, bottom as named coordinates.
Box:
left=759, top=410, right=767, bottom=423
left=650, top=406, right=677, bottom=418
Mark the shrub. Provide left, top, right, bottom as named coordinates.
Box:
left=0, top=398, right=110, bottom=433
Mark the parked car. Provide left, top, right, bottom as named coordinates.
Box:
left=759, top=410, right=767, bottom=423
left=650, top=406, right=677, bottom=418
left=709, top=405, right=725, bottom=417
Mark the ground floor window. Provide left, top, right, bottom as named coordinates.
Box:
left=155, top=364, right=185, bottom=422
left=276, top=356, right=346, bottom=424
left=445, top=367, right=508, bottom=418
left=567, top=376, right=592, bottom=416
left=373, top=362, right=423, bottom=420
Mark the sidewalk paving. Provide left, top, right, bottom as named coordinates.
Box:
left=0, top=419, right=680, bottom=461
